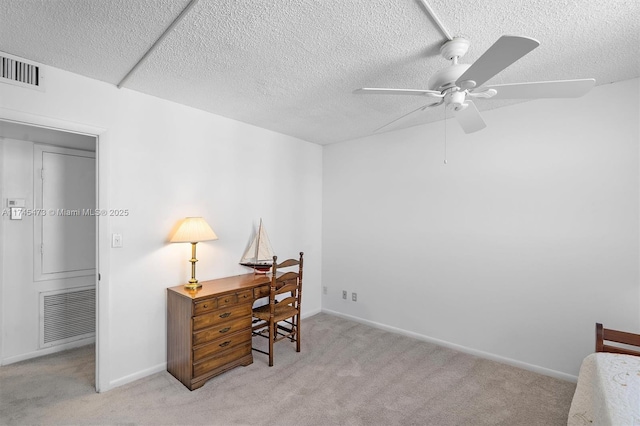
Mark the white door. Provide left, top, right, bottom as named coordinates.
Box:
left=34, top=145, right=96, bottom=281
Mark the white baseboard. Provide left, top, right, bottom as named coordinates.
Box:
left=321, top=309, right=578, bottom=383
left=302, top=307, right=322, bottom=319
left=1, top=337, right=95, bottom=366
left=108, top=362, right=167, bottom=390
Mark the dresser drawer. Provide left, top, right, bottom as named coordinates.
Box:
left=254, top=285, right=270, bottom=299
left=237, top=289, right=253, bottom=304
left=192, top=304, right=251, bottom=331
left=195, top=289, right=251, bottom=316
left=193, top=342, right=252, bottom=378
left=194, top=298, right=217, bottom=316
left=193, top=329, right=251, bottom=362
left=216, top=293, right=237, bottom=308
left=192, top=316, right=252, bottom=346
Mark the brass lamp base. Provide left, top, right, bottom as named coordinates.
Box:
left=184, top=280, right=202, bottom=291
left=183, top=242, right=202, bottom=290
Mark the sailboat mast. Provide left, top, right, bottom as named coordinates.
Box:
left=254, top=218, right=262, bottom=262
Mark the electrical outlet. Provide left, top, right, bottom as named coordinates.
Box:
left=342, top=290, right=347, bottom=300
left=323, top=286, right=328, bottom=295
left=352, top=292, right=357, bottom=302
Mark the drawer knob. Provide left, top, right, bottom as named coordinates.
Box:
left=219, top=341, right=230, bottom=347
left=219, top=312, right=231, bottom=318
left=203, top=304, right=208, bottom=308
left=219, top=327, right=231, bottom=333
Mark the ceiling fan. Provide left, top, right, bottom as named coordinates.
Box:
left=355, top=1, right=595, bottom=134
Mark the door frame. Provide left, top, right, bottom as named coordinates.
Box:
left=0, top=108, right=110, bottom=392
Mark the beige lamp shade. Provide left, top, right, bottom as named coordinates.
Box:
left=170, top=217, right=218, bottom=243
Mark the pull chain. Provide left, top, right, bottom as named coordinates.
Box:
left=444, top=107, right=448, bottom=165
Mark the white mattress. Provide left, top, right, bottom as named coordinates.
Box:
left=568, top=352, right=640, bottom=425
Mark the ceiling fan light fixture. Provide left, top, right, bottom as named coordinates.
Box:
left=445, top=90, right=468, bottom=111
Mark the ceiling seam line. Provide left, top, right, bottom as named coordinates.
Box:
left=117, top=0, right=200, bottom=89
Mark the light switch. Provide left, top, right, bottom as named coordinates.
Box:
left=112, top=233, right=123, bottom=248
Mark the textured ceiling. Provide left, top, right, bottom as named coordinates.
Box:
left=1, top=0, right=638, bottom=145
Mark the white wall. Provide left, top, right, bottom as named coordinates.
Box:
left=322, top=78, right=639, bottom=378
left=0, top=65, right=323, bottom=389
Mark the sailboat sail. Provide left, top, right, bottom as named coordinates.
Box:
left=240, top=219, right=274, bottom=267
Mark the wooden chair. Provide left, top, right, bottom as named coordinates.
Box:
left=596, top=323, right=640, bottom=356
left=252, top=252, right=303, bottom=366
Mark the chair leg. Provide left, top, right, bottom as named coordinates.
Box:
left=268, top=319, right=275, bottom=367
left=295, top=314, right=300, bottom=352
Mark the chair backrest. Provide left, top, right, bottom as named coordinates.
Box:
left=596, top=323, right=640, bottom=356
left=269, top=252, right=303, bottom=314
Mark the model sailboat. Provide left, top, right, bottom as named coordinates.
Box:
left=239, top=219, right=274, bottom=274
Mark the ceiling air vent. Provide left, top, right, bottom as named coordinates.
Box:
left=0, top=51, right=45, bottom=91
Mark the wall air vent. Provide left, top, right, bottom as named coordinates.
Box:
left=0, top=51, right=45, bottom=91
left=39, top=286, right=95, bottom=348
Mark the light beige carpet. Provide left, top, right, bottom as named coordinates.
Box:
left=0, top=312, right=576, bottom=425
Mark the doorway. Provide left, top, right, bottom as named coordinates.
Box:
left=0, top=117, right=104, bottom=392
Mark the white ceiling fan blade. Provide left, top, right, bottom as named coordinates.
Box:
left=455, top=101, right=486, bottom=134
left=355, top=88, right=444, bottom=97
left=374, top=102, right=442, bottom=132
left=456, top=36, right=539, bottom=89
left=481, top=78, right=596, bottom=99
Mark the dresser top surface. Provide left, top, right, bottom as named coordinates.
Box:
left=168, top=273, right=272, bottom=300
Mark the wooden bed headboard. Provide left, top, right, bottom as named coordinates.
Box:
left=596, top=323, right=640, bottom=356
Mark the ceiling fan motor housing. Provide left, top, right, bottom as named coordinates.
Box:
left=428, top=63, right=471, bottom=91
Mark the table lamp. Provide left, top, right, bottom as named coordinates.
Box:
left=170, top=217, right=218, bottom=290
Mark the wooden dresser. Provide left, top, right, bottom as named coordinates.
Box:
left=167, top=273, right=271, bottom=390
